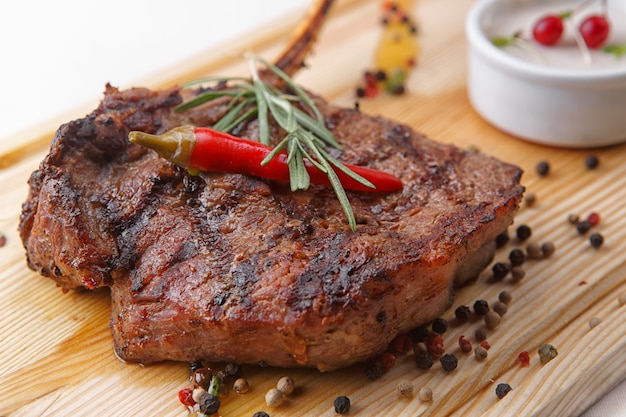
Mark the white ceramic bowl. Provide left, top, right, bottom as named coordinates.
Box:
left=466, top=0, right=626, bottom=148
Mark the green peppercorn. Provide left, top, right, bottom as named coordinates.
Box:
left=516, top=225, right=532, bottom=241
left=495, top=383, right=512, bottom=399
left=334, top=396, right=351, bottom=414
left=589, top=233, right=604, bottom=248
left=454, top=305, right=472, bottom=322
left=536, top=161, right=550, bottom=176
left=440, top=353, right=458, bottom=372
left=538, top=343, right=558, bottom=364
left=585, top=155, right=599, bottom=170
left=499, top=290, right=512, bottom=305
left=473, top=299, right=489, bottom=316
left=431, top=317, right=448, bottom=334
left=509, top=248, right=525, bottom=266
left=541, top=241, right=555, bottom=258
left=492, top=262, right=510, bottom=280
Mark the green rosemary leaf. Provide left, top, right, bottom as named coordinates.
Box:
left=214, top=103, right=258, bottom=133
left=318, top=156, right=357, bottom=231
left=317, top=147, right=376, bottom=189
left=293, top=108, right=342, bottom=149
left=288, top=146, right=310, bottom=191
left=250, top=62, right=271, bottom=146
left=175, top=89, right=245, bottom=112
left=212, top=97, right=253, bottom=132
left=181, top=76, right=249, bottom=88
left=261, top=136, right=289, bottom=166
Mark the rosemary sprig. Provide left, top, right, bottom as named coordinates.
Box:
left=175, top=56, right=373, bottom=230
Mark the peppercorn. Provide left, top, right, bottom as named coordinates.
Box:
left=524, top=192, right=536, bottom=207
left=525, top=242, right=542, bottom=259
left=440, top=353, right=458, bottom=372
left=495, top=230, right=510, bottom=248
left=495, top=383, right=512, bottom=399
left=459, top=335, right=472, bottom=353
left=397, top=380, right=414, bottom=397
left=516, top=225, right=532, bottom=241
left=454, top=305, right=472, bottom=322
left=538, top=344, right=558, bottom=364
left=192, top=367, right=212, bottom=389
left=380, top=351, right=397, bottom=372
left=510, top=267, right=525, bottom=283
left=474, top=327, right=488, bottom=342
left=253, top=412, right=270, bottom=417
left=265, top=388, right=284, bottom=407
left=498, top=290, right=512, bottom=305
left=586, top=212, right=601, bottom=226
left=178, top=387, right=196, bottom=407
left=509, top=248, right=526, bottom=266
left=364, top=361, right=383, bottom=380
left=536, top=161, right=550, bottom=176
left=473, top=299, right=489, bottom=316
left=391, top=334, right=413, bottom=354
left=589, top=317, right=602, bottom=329
left=193, top=387, right=208, bottom=403
left=232, top=378, right=250, bottom=395
left=485, top=311, right=501, bottom=330
left=567, top=213, right=580, bottom=224
left=276, top=376, right=295, bottom=396
left=408, top=325, right=429, bottom=343
left=541, top=241, right=555, bottom=258
left=431, top=317, right=448, bottom=334
left=415, top=352, right=434, bottom=369
left=480, top=340, right=491, bottom=350
left=518, top=351, right=530, bottom=367
left=334, top=396, right=351, bottom=414
left=418, top=386, right=433, bottom=402
left=414, top=341, right=428, bottom=355
left=492, top=262, right=510, bottom=280
left=199, top=393, right=221, bottom=415
left=493, top=301, right=508, bottom=317
left=585, top=154, right=599, bottom=170
left=189, top=361, right=204, bottom=375
left=589, top=233, right=604, bottom=248
left=426, top=332, right=445, bottom=358
left=576, top=220, right=592, bottom=234
left=474, top=345, right=488, bottom=361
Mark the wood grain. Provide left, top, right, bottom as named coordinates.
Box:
left=1, top=0, right=625, bottom=416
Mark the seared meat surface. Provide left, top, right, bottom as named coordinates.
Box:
left=19, top=84, right=523, bottom=370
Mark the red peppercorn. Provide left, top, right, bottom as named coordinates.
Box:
left=459, top=335, right=472, bottom=353
left=480, top=340, right=491, bottom=350
left=586, top=212, right=600, bottom=226
left=518, top=351, right=530, bottom=367
left=426, top=333, right=445, bottom=359
left=380, top=351, right=397, bottom=372
left=178, top=387, right=196, bottom=407
left=391, top=334, right=414, bottom=355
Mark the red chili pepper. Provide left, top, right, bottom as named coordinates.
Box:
left=128, top=125, right=403, bottom=193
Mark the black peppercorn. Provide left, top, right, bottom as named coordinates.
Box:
left=536, top=161, right=550, bottom=176
left=334, top=395, right=351, bottom=414
left=492, top=262, right=510, bottom=280
left=415, top=352, right=434, bottom=369
left=408, top=325, right=429, bottom=343
left=199, top=393, right=221, bottom=415
left=516, top=225, right=532, bottom=241
left=253, top=412, right=270, bottom=417
left=431, top=317, right=448, bottom=334
left=364, top=361, right=383, bottom=380
left=508, top=248, right=525, bottom=266
left=473, top=299, right=489, bottom=316
left=495, top=230, right=510, bottom=248
left=589, top=233, right=604, bottom=248
left=440, top=353, right=458, bottom=372
left=576, top=220, right=592, bottom=234
left=585, top=155, right=599, bottom=170
left=454, top=305, right=472, bottom=322
left=495, top=383, right=512, bottom=399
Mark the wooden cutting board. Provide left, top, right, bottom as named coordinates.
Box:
left=1, top=0, right=625, bottom=416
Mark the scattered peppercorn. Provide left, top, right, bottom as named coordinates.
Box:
left=253, top=412, right=270, bottom=417
left=499, top=290, right=512, bottom=305
left=397, top=380, right=414, bottom=397
left=585, top=154, right=599, bottom=170
left=415, top=352, right=435, bottom=369
left=459, top=335, right=472, bottom=353
left=510, top=267, right=525, bottom=283
left=518, top=351, right=530, bottom=367
left=414, top=341, right=427, bottom=355
left=484, top=311, right=501, bottom=330
left=493, top=301, right=508, bottom=317
left=454, top=305, right=472, bottom=322
left=193, top=387, right=208, bottom=403
left=431, top=317, right=448, bottom=334
left=334, top=396, right=351, bottom=414
left=418, top=386, right=433, bottom=402
left=588, top=317, right=602, bottom=329
left=474, top=345, right=488, bottom=361
left=576, top=220, right=592, bottom=234
left=541, top=241, right=555, bottom=258
left=276, top=376, right=294, bottom=396
left=178, top=387, right=196, bottom=407
left=391, top=334, right=413, bottom=354
left=380, top=351, right=397, bottom=372
left=265, top=388, right=284, bottom=407
left=199, top=393, right=221, bottom=415
left=473, top=299, right=490, bottom=316
left=516, top=225, right=532, bottom=241
left=589, top=233, right=604, bottom=248
left=192, top=367, right=212, bottom=389
left=408, top=325, right=429, bottom=343
left=495, top=230, right=510, bottom=248
left=538, top=343, right=558, bottom=364
left=480, top=340, right=491, bottom=350
left=364, top=361, right=383, bottom=380
left=426, top=333, right=445, bottom=358
left=526, top=242, right=542, bottom=259
left=509, top=248, right=526, bottom=266
left=586, top=212, right=601, bottom=226
left=495, top=383, right=512, bottom=399
left=524, top=192, right=536, bottom=207
left=440, top=353, right=458, bottom=372
left=536, top=161, right=550, bottom=176
left=492, top=262, right=510, bottom=280
left=474, top=327, right=488, bottom=342
left=567, top=213, right=580, bottom=224
left=233, top=378, right=250, bottom=395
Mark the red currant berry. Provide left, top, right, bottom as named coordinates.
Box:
left=533, top=15, right=564, bottom=46
left=579, top=15, right=610, bottom=49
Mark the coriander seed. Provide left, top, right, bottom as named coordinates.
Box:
left=474, top=345, right=488, bottom=361
left=495, top=383, right=512, bottom=399
left=589, top=233, right=604, bottom=248
left=265, top=388, right=284, bottom=407
left=588, top=317, right=602, bottom=329
left=498, top=290, right=512, bottom=305
left=516, top=224, right=532, bottom=241
left=493, top=301, right=508, bottom=317
left=397, top=380, right=414, bottom=397
left=418, top=386, right=433, bottom=402
left=485, top=311, right=501, bottom=330
left=440, top=353, right=458, bottom=372
left=536, top=161, right=550, bottom=176
left=510, top=267, right=525, bottom=283
left=538, top=343, right=558, bottom=364
left=276, top=376, right=295, bottom=396
left=334, top=396, right=351, bottom=414
left=541, top=241, right=555, bottom=258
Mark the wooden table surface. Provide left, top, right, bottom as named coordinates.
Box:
left=1, top=0, right=625, bottom=416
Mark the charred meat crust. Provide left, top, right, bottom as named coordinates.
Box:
left=20, top=84, right=523, bottom=370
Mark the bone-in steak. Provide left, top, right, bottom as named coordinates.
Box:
left=19, top=83, right=523, bottom=371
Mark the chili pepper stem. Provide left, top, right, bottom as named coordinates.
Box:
left=128, top=126, right=196, bottom=168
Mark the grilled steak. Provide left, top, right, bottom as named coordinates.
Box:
left=19, top=82, right=523, bottom=370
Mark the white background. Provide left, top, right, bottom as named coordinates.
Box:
left=0, top=2, right=623, bottom=415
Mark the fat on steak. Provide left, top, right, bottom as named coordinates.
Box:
left=19, top=81, right=523, bottom=370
